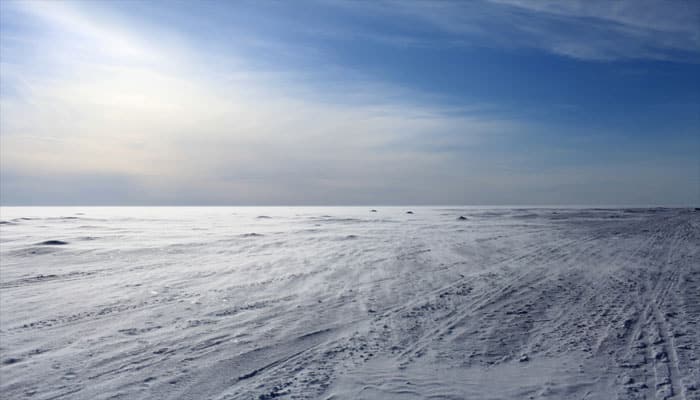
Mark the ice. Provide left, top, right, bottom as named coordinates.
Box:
left=1, top=206, right=699, bottom=399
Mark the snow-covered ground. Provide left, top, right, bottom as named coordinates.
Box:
left=1, top=207, right=698, bottom=400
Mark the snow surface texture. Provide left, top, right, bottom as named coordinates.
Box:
left=0, top=207, right=698, bottom=400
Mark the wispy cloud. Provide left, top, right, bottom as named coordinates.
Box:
left=333, top=0, right=700, bottom=61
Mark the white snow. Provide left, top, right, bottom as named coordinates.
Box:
left=0, top=207, right=698, bottom=399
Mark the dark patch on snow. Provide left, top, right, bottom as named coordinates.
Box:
left=11, top=217, right=34, bottom=222
left=36, top=240, right=69, bottom=246
left=241, top=233, right=264, bottom=237
left=298, top=328, right=332, bottom=340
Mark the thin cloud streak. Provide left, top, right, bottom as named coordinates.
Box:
left=332, top=0, right=700, bottom=61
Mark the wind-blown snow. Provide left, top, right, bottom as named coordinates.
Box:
left=0, top=207, right=698, bottom=399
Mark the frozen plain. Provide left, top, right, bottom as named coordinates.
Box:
left=0, top=207, right=698, bottom=400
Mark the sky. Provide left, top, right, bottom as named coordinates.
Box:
left=1, top=0, right=698, bottom=206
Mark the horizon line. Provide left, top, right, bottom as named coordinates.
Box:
left=1, top=204, right=698, bottom=208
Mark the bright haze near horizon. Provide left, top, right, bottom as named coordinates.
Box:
left=1, top=0, right=699, bottom=206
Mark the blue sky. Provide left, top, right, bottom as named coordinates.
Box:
left=1, top=0, right=698, bottom=205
